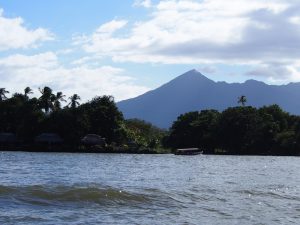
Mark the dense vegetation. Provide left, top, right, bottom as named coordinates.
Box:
left=1, top=87, right=300, bottom=155
left=0, top=87, right=166, bottom=152
left=163, top=104, right=300, bottom=155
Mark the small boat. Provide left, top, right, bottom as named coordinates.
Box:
left=174, top=148, right=203, bottom=155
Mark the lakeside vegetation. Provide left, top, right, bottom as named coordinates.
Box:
left=163, top=103, right=300, bottom=156
left=0, top=87, right=167, bottom=153
left=1, top=87, right=300, bottom=155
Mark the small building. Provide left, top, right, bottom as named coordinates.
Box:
left=0, top=133, right=17, bottom=144
left=35, top=133, right=63, bottom=145
left=81, top=134, right=106, bottom=147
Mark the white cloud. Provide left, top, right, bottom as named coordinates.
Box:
left=96, top=20, right=128, bottom=34
left=79, top=0, right=290, bottom=61
left=0, top=53, right=149, bottom=101
left=133, top=0, right=152, bottom=8
left=74, top=0, right=300, bottom=81
left=246, top=61, right=300, bottom=84
left=71, top=56, right=95, bottom=66
left=82, top=20, right=129, bottom=54
left=70, top=55, right=104, bottom=66
left=0, top=52, right=58, bottom=68
left=0, top=8, right=53, bottom=51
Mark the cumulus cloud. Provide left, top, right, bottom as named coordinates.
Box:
left=74, top=0, right=300, bottom=82
left=83, top=20, right=129, bottom=54
left=0, top=53, right=149, bottom=101
left=0, top=8, right=53, bottom=51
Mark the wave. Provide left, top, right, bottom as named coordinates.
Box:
left=236, top=189, right=300, bottom=201
left=0, top=184, right=153, bottom=206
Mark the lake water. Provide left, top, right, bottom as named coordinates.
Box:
left=0, top=152, right=299, bottom=225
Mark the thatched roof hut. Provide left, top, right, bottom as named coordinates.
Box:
left=35, top=133, right=63, bottom=144
left=81, top=134, right=105, bottom=146
left=0, top=133, right=17, bottom=143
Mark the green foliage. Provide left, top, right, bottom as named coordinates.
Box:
left=2, top=86, right=300, bottom=155
left=0, top=94, right=44, bottom=142
left=164, top=111, right=199, bottom=149
left=164, top=105, right=300, bottom=155
left=80, top=96, right=125, bottom=144
left=164, top=110, right=220, bottom=153
left=124, top=118, right=166, bottom=149
left=0, top=88, right=127, bottom=146
left=24, top=87, right=33, bottom=99
left=237, top=95, right=247, bottom=106
left=0, top=87, right=168, bottom=154
left=68, top=94, right=81, bottom=108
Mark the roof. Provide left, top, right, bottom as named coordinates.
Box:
left=0, top=133, right=17, bottom=143
left=35, top=133, right=63, bottom=144
left=81, top=134, right=105, bottom=145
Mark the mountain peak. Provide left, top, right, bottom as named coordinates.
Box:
left=188, top=68, right=200, bottom=73
left=148, top=69, right=215, bottom=94
left=182, top=69, right=203, bottom=75
left=118, top=69, right=300, bottom=128
left=176, top=69, right=214, bottom=82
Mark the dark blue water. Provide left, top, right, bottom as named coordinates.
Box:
left=0, top=152, right=299, bottom=224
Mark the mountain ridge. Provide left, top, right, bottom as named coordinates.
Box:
left=118, top=69, right=300, bottom=128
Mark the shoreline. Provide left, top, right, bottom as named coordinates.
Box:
left=0, top=145, right=163, bottom=154
left=1, top=148, right=299, bottom=156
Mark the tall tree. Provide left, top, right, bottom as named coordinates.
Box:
left=39, top=86, right=54, bottom=114
left=52, top=91, right=66, bottom=110
left=217, top=106, right=259, bottom=154
left=24, top=87, right=33, bottom=99
left=68, top=94, right=81, bottom=108
left=0, top=88, right=9, bottom=101
left=82, top=95, right=124, bottom=143
left=238, top=95, right=247, bottom=106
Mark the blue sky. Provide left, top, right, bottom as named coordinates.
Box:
left=0, top=0, right=299, bottom=101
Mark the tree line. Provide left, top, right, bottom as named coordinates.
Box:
left=0, top=87, right=165, bottom=152
left=163, top=103, right=300, bottom=156
left=1, top=87, right=300, bottom=155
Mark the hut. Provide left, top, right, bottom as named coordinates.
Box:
left=81, top=134, right=106, bottom=147
left=35, top=133, right=63, bottom=144
left=0, top=133, right=17, bottom=144
left=0, top=133, right=17, bottom=150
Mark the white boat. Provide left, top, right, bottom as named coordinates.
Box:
left=174, top=148, right=203, bottom=155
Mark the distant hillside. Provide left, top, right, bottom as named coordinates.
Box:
left=117, top=69, right=300, bottom=128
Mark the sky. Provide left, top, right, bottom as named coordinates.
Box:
left=0, top=0, right=300, bottom=101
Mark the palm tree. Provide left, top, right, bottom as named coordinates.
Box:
left=24, top=87, right=33, bottom=99
left=53, top=92, right=66, bottom=110
left=0, top=88, right=9, bottom=101
left=238, top=95, right=247, bottom=106
left=39, top=86, right=54, bottom=113
left=68, top=94, right=81, bottom=108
